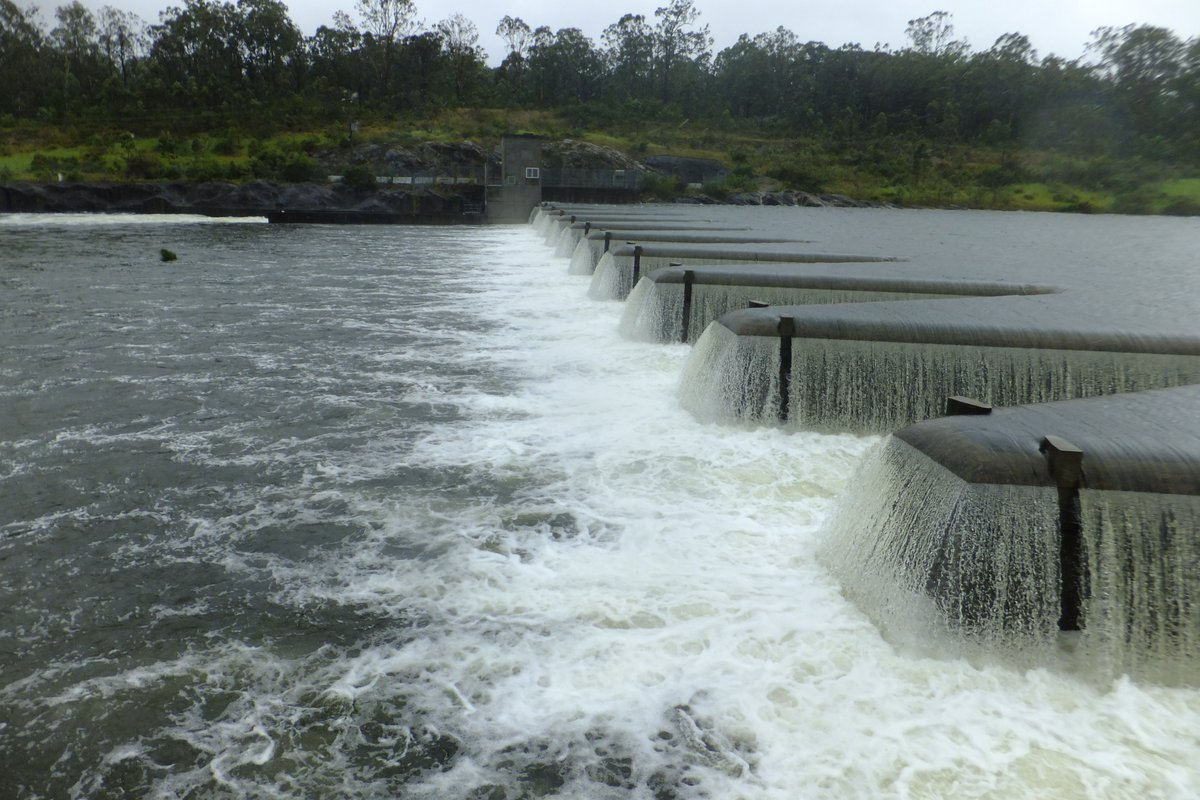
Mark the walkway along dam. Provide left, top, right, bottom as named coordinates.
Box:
left=533, top=202, right=1200, bottom=684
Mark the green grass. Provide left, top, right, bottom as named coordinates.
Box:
left=2, top=111, right=1198, bottom=217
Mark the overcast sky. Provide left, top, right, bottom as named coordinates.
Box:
left=69, top=0, right=1200, bottom=66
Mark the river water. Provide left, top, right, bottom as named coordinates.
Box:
left=1, top=211, right=1198, bottom=798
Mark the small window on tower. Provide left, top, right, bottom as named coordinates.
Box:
left=525, top=167, right=540, bottom=180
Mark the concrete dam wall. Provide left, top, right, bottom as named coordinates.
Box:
left=529, top=201, right=1200, bottom=683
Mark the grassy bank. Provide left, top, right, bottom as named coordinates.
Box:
left=3, top=110, right=1198, bottom=216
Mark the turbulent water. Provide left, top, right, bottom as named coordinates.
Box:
left=2, top=211, right=1200, bottom=799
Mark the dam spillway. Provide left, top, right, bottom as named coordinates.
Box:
left=590, top=243, right=900, bottom=301
left=621, top=264, right=1058, bottom=345
left=533, top=201, right=1200, bottom=681
left=821, top=386, right=1200, bottom=684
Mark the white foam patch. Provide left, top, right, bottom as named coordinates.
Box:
left=266, top=225, right=1200, bottom=798
left=9, top=220, right=1198, bottom=799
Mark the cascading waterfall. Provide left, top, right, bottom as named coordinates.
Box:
left=677, top=324, right=783, bottom=423
left=586, top=254, right=661, bottom=301
left=588, top=253, right=624, bottom=300
left=533, top=211, right=555, bottom=238
left=619, top=280, right=683, bottom=342
left=683, top=331, right=1200, bottom=433
left=818, top=437, right=1064, bottom=657
left=568, top=238, right=598, bottom=275
left=547, top=217, right=573, bottom=245
left=1080, top=490, right=1200, bottom=683
left=541, top=216, right=568, bottom=244
left=554, top=226, right=579, bottom=258
left=621, top=281, right=955, bottom=345
left=818, top=437, right=1200, bottom=684
left=787, top=340, right=1200, bottom=433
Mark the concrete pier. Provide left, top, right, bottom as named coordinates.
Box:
left=536, top=202, right=1200, bottom=668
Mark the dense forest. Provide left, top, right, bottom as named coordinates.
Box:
left=2, top=0, right=1199, bottom=211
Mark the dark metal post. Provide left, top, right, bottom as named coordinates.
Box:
left=680, top=270, right=695, bottom=343
left=777, top=316, right=795, bottom=422
left=603, top=231, right=612, bottom=252
left=1040, top=435, right=1086, bottom=631
left=631, top=245, right=643, bottom=293
left=584, top=222, right=591, bottom=235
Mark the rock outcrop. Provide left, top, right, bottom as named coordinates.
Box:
left=0, top=180, right=468, bottom=217
left=542, top=140, right=644, bottom=170
left=643, top=155, right=729, bottom=185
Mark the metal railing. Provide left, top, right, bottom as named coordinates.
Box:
left=329, top=167, right=646, bottom=190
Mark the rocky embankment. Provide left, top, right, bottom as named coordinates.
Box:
left=1, top=139, right=884, bottom=216
left=0, top=180, right=473, bottom=217
left=681, top=190, right=885, bottom=208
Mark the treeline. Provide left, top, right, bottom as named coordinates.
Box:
left=3, top=0, right=1200, bottom=163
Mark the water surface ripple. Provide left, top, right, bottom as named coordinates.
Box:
left=1, top=211, right=1197, bottom=799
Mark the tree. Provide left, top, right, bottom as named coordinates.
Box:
left=235, top=0, right=302, bottom=95
left=53, top=1, right=103, bottom=108
left=988, top=32, right=1036, bottom=64
left=97, top=6, right=146, bottom=87
left=904, top=11, right=968, bottom=58
left=0, top=0, right=50, bottom=115
left=436, top=13, right=484, bottom=102
left=495, top=14, right=529, bottom=60
left=307, top=13, right=364, bottom=98
left=495, top=14, right=530, bottom=95
left=525, top=26, right=603, bottom=105
left=150, top=0, right=245, bottom=105
left=652, top=0, right=711, bottom=104
left=714, top=27, right=808, bottom=121
left=354, top=0, right=418, bottom=93
left=1089, top=24, right=1184, bottom=138
left=603, top=13, right=654, bottom=102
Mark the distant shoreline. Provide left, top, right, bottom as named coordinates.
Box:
left=0, top=180, right=484, bottom=222
left=3, top=180, right=1197, bottom=219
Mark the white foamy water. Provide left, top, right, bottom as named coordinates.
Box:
left=4, top=214, right=1199, bottom=798
left=278, top=225, right=1200, bottom=797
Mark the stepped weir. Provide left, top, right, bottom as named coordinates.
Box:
left=532, top=202, right=1200, bottom=681
left=590, top=243, right=898, bottom=300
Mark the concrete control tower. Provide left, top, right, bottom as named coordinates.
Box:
left=486, top=135, right=542, bottom=223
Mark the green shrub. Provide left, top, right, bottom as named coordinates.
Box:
left=280, top=153, right=322, bottom=182
left=223, top=161, right=251, bottom=181
left=978, top=163, right=1025, bottom=189
left=341, top=163, right=377, bottom=191
left=1161, top=198, right=1200, bottom=216
left=213, top=134, right=241, bottom=156
left=765, top=160, right=829, bottom=191
left=639, top=172, right=684, bottom=200
left=156, top=133, right=178, bottom=155
left=124, top=151, right=163, bottom=180
left=725, top=171, right=756, bottom=192
left=184, top=158, right=224, bottom=182
left=250, top=148, right=285, bottom=179
left=1110, top=189, right=1155, bottom=215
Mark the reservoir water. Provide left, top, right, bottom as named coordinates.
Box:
left=1, top=210, right=1198, bottom=798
